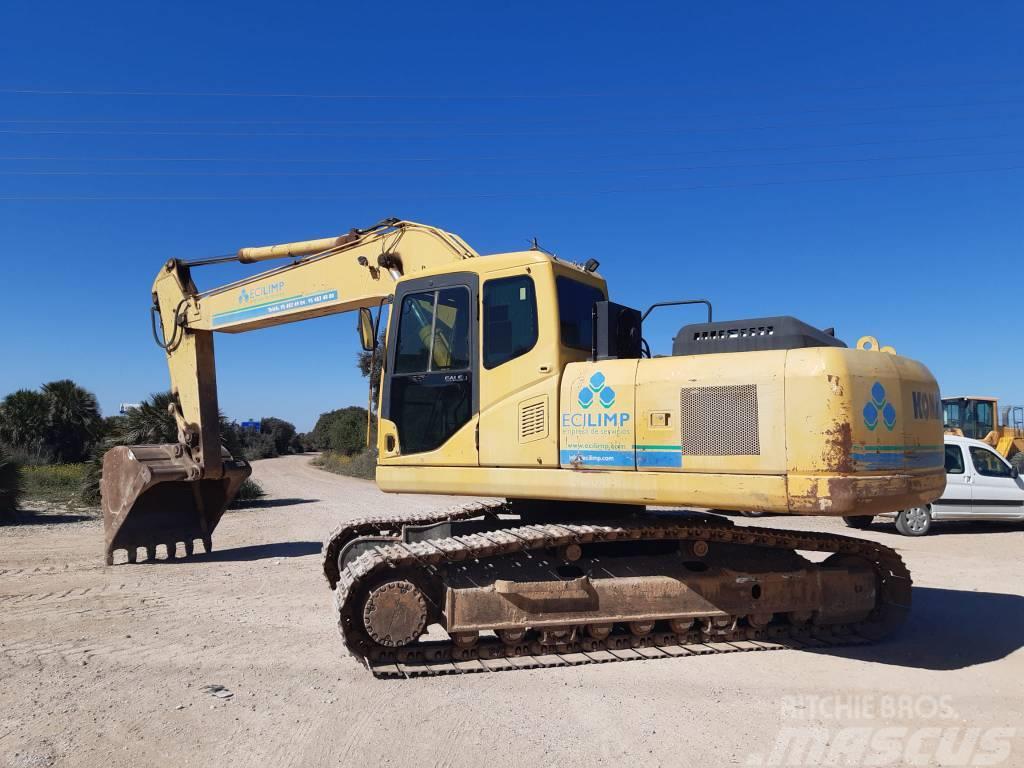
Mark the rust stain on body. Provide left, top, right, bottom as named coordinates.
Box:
left=823, top=420, right=854, bottom=474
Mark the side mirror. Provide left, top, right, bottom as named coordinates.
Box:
left=1012, top=467, right=1019, bottom=479
left=357, top=307, right=376, bottom=352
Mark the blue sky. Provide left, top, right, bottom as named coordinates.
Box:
left=1, top=1, right=1022, bottom=431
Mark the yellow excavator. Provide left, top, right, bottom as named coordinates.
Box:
left=942, top=396, right=1024, bottom=470
left=102, top=217, right=945, bottom=676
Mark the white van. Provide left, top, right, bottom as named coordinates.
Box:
left=844, top=434, right=1024, bottom=536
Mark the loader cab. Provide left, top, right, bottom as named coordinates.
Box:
left=943, top=397, right=997, bottom=441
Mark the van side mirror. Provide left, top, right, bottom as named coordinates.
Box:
left=1012, top=467, right=1019, bottom=479
left=357, top=307, right=376, bottom=352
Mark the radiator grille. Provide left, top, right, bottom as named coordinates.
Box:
left=519, top=397, right=548, bottom=442
left=680, top=385, right=760, bottom=455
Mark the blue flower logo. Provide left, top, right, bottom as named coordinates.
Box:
left=238, top=288, right=250, bottom=304
left=599, top=386, right=616, bottom=408
left=579, top=371, right=616, bottom=409
left=864, top=381, right=896, bottom=431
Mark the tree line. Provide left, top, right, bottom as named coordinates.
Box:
left=0, top=378, right=370, bottom=514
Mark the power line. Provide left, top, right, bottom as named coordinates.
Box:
left=1, top=77, right=1023, bottom=100
left=1, top=97, right=1023, bottom=126
left=1, top=148, right=1021, bottom=178
left=2, top=112, right=1023, bottom=139
left=0, top=131, right=1017, bottom=165
left=1, top=162, right=1021, bottom=201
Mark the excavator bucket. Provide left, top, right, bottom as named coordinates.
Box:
left=101, top=445, right=251, bottom=565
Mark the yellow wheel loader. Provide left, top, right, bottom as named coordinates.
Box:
left=942, top=396, right=1024, bottom=471
left=102, top=218, right=945, bottom=676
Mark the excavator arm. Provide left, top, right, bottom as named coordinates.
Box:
left=101, top=218, right=475, bottom=563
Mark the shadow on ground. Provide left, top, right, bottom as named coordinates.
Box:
left=229, top=497, right=319, bottom=510
left=1, top=509, right=95, bottom=526
left=158, top=540, right=323, bottom=563
left=824, top=585, right=1023, bottom=670
left=883, top=521, right=1023, bottom=536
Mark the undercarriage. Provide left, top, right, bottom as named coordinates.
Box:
left=321, top=503, right=911, bottom=678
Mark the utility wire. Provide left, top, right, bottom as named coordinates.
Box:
left=2, top=77, right=1023, bottom=99
left=1, top=97, right=1023, bottom=125
left=1, top=162, right=1021, bottom=201
left=3, top=111, right=1024, bottom=139
left=1, top=148, right=1021, bottom=178
left=0, top=131, right=1017, bottom=165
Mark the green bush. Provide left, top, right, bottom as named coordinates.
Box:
left=229, top=477, right=266, bottom=508
left=312, top=406, right=369, bottom=455
left=242, top=432, right=278, bottom=460
left=259, top=417, right=296, bottom=456
left=0, top=446, right=23, bottom=517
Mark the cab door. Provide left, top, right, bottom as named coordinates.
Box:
left=932, top=442, right=971, bottom=520
left=379, top=272, right=479, bottom=466
left=966, top=444, right=1024, bottom=519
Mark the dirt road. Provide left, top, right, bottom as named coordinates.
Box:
left=2, top=455, right=1022, bottom=767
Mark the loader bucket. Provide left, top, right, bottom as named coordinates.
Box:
left=101, top=444, right=251, bottom=565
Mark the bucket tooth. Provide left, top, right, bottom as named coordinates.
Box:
left=101, top=444, right=250, bottom=565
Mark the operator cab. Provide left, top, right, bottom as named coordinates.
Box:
left=942, top=396, right=997, bottom=441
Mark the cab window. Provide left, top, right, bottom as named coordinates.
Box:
left=969, top=446, right=1012, bottom=478
left=390, top=286, right=473, bottom=455
left=964, top=401, right=995, bottom=441
left=942, top=401, right=963, bottom=432
left=556, top=276, right=606, bottom=350
left=394, top=289, right=470, bottom=374
left=944, top=445, right=965, bottom=475
left=483, top=275, right=538, bottom=368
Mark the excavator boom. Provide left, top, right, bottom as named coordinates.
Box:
left=102, top=219, right=475, bottom=563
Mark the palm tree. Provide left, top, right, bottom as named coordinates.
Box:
left=118, top=391, right=179, bottom=444
left=40, top=379, right=102, bottom=463
left=0, top=445, right=22, bottom=517
left=0, top=389, right=50, bottom=460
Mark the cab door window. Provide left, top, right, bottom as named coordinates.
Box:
left=389, top=287, right=473, bottom=454
left=483, top=275, right=538, bottom=368
left=969, top=446, right=1012, bottom=478
left=944, top=445, right=965, bottom=474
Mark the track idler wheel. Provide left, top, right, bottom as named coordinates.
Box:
left=362, top=580, right=428, bottom=648
left=668, top=618, right=694, bottom=634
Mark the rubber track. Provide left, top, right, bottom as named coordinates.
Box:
left=326, top=508, right=912, bottom=679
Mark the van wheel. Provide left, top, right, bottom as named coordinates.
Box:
left=842, top=515, right=874, bottom=530
left=895, top=506, right=932, bottom=536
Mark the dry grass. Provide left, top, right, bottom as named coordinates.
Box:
left=312, top=449, right=377, bottom=480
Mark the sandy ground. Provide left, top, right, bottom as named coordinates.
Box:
left=1, top=455, right=1022, bottom=768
